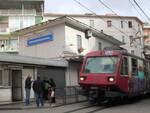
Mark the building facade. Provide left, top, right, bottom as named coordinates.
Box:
left=0, top=0, right=44, bottom=53
left=44, top=13, right=144, bottom=57
left=0, top=16, right=122, bottom=103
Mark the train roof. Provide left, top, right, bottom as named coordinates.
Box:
left=85, top=50, right=148, bottom=61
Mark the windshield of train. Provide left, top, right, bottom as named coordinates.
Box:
left=83, top=57, right=118, bottom=74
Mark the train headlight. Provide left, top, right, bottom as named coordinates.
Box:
left=108, top=77, right=115, bottom=82
left=80, top=76, right=86, bottom=81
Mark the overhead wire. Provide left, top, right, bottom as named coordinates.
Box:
left=133, top=0, right=150, bottom=23
left=128, top=0, right=146, bottom=21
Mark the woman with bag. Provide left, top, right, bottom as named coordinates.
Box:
left=48, top=87, right=55, bottom=107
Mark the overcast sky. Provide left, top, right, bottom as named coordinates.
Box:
left=44, top=0, right=150, bottom=23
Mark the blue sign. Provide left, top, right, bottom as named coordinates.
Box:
left=27, top=34, right=54, bottom=46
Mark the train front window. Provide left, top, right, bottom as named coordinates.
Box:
left=84, top=57, right=118, bottom=74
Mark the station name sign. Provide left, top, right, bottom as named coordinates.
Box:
left=27, top=34, right=53, bottom=46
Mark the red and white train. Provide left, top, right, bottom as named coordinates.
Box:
left=79, top=50, right=150, bottom=103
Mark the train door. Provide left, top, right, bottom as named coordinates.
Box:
left=138, top=59, right=146, bottom=91
left=130, top=58, right=138, bottom=93
left=12, top=70, right=22, bottom=101
left=145, top=61, right=150, bottom=90
left=119, top=56, right=129, bottom=92
left=130, top=58, right=147, bottom=94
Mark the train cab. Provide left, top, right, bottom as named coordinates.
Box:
left=79, top=50, right=121, bottom=86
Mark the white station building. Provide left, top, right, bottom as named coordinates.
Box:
left=0, top=16, right=123, bottom=102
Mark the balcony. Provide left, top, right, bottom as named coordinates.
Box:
left=0, top=9, right=36, bottom=16
left=0, top=46, right=18, bottom=53
left=0, top=39, right=19, bottom=53
left=0, top=28, right=9, bottom=34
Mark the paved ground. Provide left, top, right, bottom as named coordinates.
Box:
left=0, top=97, right=150, bottom=113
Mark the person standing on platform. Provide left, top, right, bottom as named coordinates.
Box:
left=33, top=76, right=44, bottom=107
left=49, top=78, right=56, bottom=106
left=25, top=75, right=32, bottom=106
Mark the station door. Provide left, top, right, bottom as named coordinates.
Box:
left=12, top=70, right=22, bottom=101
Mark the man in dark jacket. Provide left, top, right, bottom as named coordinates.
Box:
left=25, top=75, right=32, bottom=105
left=33, top=76, right=44, bottom=107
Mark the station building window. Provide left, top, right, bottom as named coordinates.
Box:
left=77, top=35, right=83, bottom=53
left=98, top=42, right=102, bottom=50
left=128, top=21, right=132, bottom=28
left=129, top=35, right=134, bottom=47
left=90, top=20, right=94, bottom=27
left=121, top=21, right=124, bottom=28
left=0, top=69, right=11, bottom=87
left=0, top=39, right=18, bottom=51
left=122, top=36, right=125, bottom=43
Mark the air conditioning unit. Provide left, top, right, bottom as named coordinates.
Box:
left=85, top=29, right=92, bottom=39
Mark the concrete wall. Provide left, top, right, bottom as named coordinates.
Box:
left=0, top=66, right=11, bottom=102
left=65, top=25, right=118, bottom=55
left=19, top=23, right=65, bottom=58
left=0, top=88, right=11, bottom=102
left=66, top=61, right=81, bottom=86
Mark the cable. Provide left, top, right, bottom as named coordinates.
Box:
left=98, top=0, right=117, bottom=15
left=73, top=0, right=95, bottom=14
left=97, top=0, right=139, bottom=33
left=128, top=0, right=146, bottom=20
left=133, top=0, right=150, bottom=23
left=73, top=0, right=129, bottom=37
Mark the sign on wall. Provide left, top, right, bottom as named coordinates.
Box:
left=27, top=34, right=54, bottom=46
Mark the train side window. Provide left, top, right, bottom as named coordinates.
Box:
left=144, top=61, right=149, bottom=78
left=147, top=62, right=150, bottom=79
left=131, top=58, right=138, bottom=76
left=121, top=57, right=128, bottom=76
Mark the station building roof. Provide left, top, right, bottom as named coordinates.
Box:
left=0, top=53, right=68, bottom=67
left=14, top=16, right=124, bottom=46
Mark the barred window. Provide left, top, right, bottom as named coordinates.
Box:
left=107, top=20, right=112, bottom=27
left=128, top=21, right=132, bottom=28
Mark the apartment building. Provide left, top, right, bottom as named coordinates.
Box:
left=44, top=13, right=144, bottom=57
left=0, top=0, right=44, bottom=53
